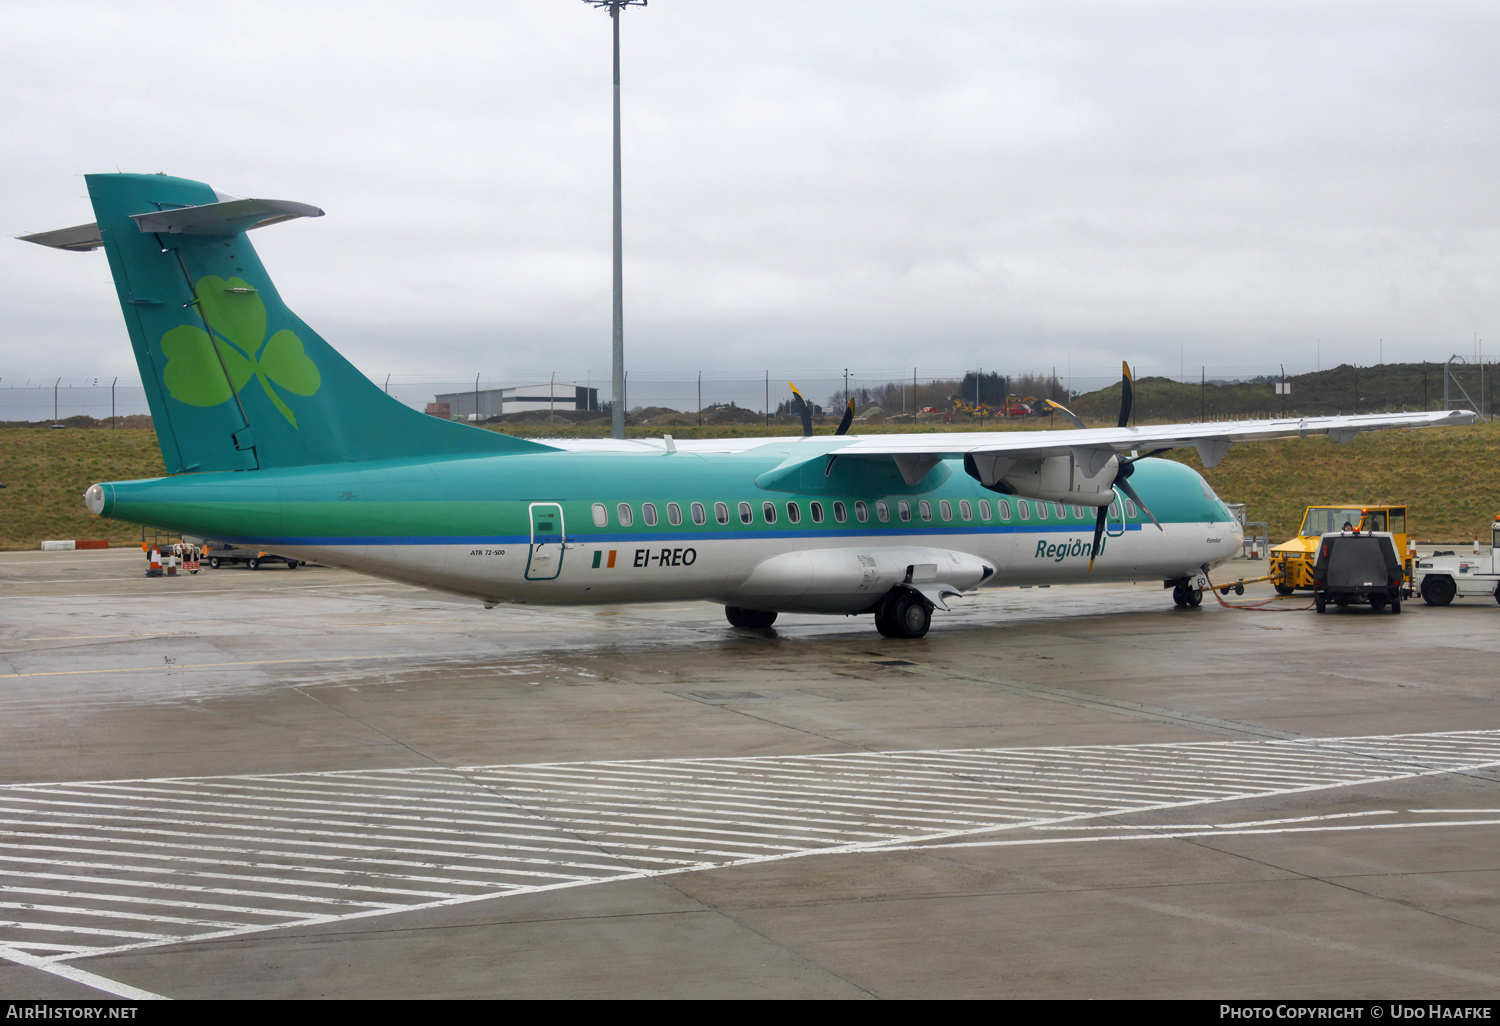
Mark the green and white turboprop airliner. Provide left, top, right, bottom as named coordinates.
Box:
left=23, top=174, right=1477, bottom=637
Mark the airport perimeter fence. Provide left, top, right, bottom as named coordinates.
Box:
left=3, top=360, right=1496, bottom=427
left=0, top=370, right=1092, bottom=425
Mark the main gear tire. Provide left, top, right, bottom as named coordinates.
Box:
left=876, top=591, right=931, bottom=639
left=725, top=606, right=778, bottom=629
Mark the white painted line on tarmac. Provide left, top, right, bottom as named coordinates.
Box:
left=864, top=816, right=1500, bottom=851
left=0, top=944, right=168, bottom=1000
left=0, top=727, right=1496, bottom=992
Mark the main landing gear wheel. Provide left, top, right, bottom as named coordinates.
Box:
left=875, top=590, right=932, bottom=639
left=724, top=606, right=777, bottom=629
left=1172, top=584, right=1203, bottom=607
left=1421, top=576, right=1456, bottom=607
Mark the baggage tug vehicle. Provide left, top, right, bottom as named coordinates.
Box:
left=1414, top=514, right=1500, bottom=607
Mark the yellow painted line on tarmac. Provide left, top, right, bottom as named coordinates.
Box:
left=0, top=653, right=408, bottom=679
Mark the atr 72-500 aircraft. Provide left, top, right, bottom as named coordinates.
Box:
left=23, top=174, right=1476, bottom=637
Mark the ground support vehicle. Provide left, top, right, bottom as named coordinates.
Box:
left=1311, top=531, right=1404, bottom=613
left=200, top=541, right=301, bottom=570
left=1412, top=513, right=1500, bottom=607
left=1272, top=506, right=1412, bottom=596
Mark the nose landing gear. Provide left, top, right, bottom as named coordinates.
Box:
left=1172, top=582, right=1204, bottom=607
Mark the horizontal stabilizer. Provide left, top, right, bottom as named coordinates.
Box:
left=130, top=197, right=324, bottom=236
left=19, top=222, right=104, bottom=251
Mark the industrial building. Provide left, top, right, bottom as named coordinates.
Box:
left=434, top=384, right=600, bottom=420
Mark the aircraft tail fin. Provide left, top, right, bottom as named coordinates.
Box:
left=25, top=173, right=551, bottom=474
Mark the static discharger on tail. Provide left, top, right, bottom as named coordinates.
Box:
left=21, top=173, right=1479, bottom=637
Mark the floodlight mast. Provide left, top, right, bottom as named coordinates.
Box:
left=584, top=0, right=646, bottom=439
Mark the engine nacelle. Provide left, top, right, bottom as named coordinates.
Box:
left=965, top=449, right=1118, bottom=507
left=719, top=546, right=995, bottom=615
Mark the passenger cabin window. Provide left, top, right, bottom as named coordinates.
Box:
left=1072, top=505, right=1085, bottom=519
left=940, top=500, right=953, bottom=521
left=667, top=502, right=682, bottom=526
left=1036, top=502, right=1049, bottom=520
left=691, top=502, right=707, bottom=526
left=1124, top=499, right=1138, bottom=519
left=1109, top=500, right=1121, bottom=519
left=591, top=503, right=608, bottom=528
left=786, top=502, right=800, bottom=524
left=715, top=502, right=730, bottom=525
left=616, top=503, right=634, bottom=527
left=642, top=503, right=658, bottom=527
left=959, top=500, right=972, bottom=521
left=762, top=501, right=777, bottom=524
left=1018, top=501, right=1030, bottom=520
left=810, top=501, right=824, bottom=524
left=985, top=499, right=997, bottom=520
left=918, top=500, right=932, bottom=522
left=875, top=500, right=889, bottom=523
left=738, top=502, right=752, bottom=525
left=832, top=501, right=846, bottom=523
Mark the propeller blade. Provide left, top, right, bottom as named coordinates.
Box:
left=788, top=382, right=813, bottom=438
left=1087, top=503, right=1109, bottom=571
left=1116, top=477, right=1164, bottom=533
left=1045, top=399, right=1087, bottom=430
left=834, top=398, right=854, bottom=435
left=1117, top=361, right=1134, bottom=429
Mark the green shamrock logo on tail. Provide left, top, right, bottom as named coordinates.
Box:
left=160, top=276, right=320, bottom=427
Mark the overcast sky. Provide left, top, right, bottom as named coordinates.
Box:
left=3, top=0, right=1497, bottom=391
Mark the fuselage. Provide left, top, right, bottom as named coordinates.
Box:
left=91, top=447, right=1242, bottom=613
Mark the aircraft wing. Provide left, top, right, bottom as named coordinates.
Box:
left=824, top=409, right=1476, bottom=465
left=535, top=410, right=1477, bottom=473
